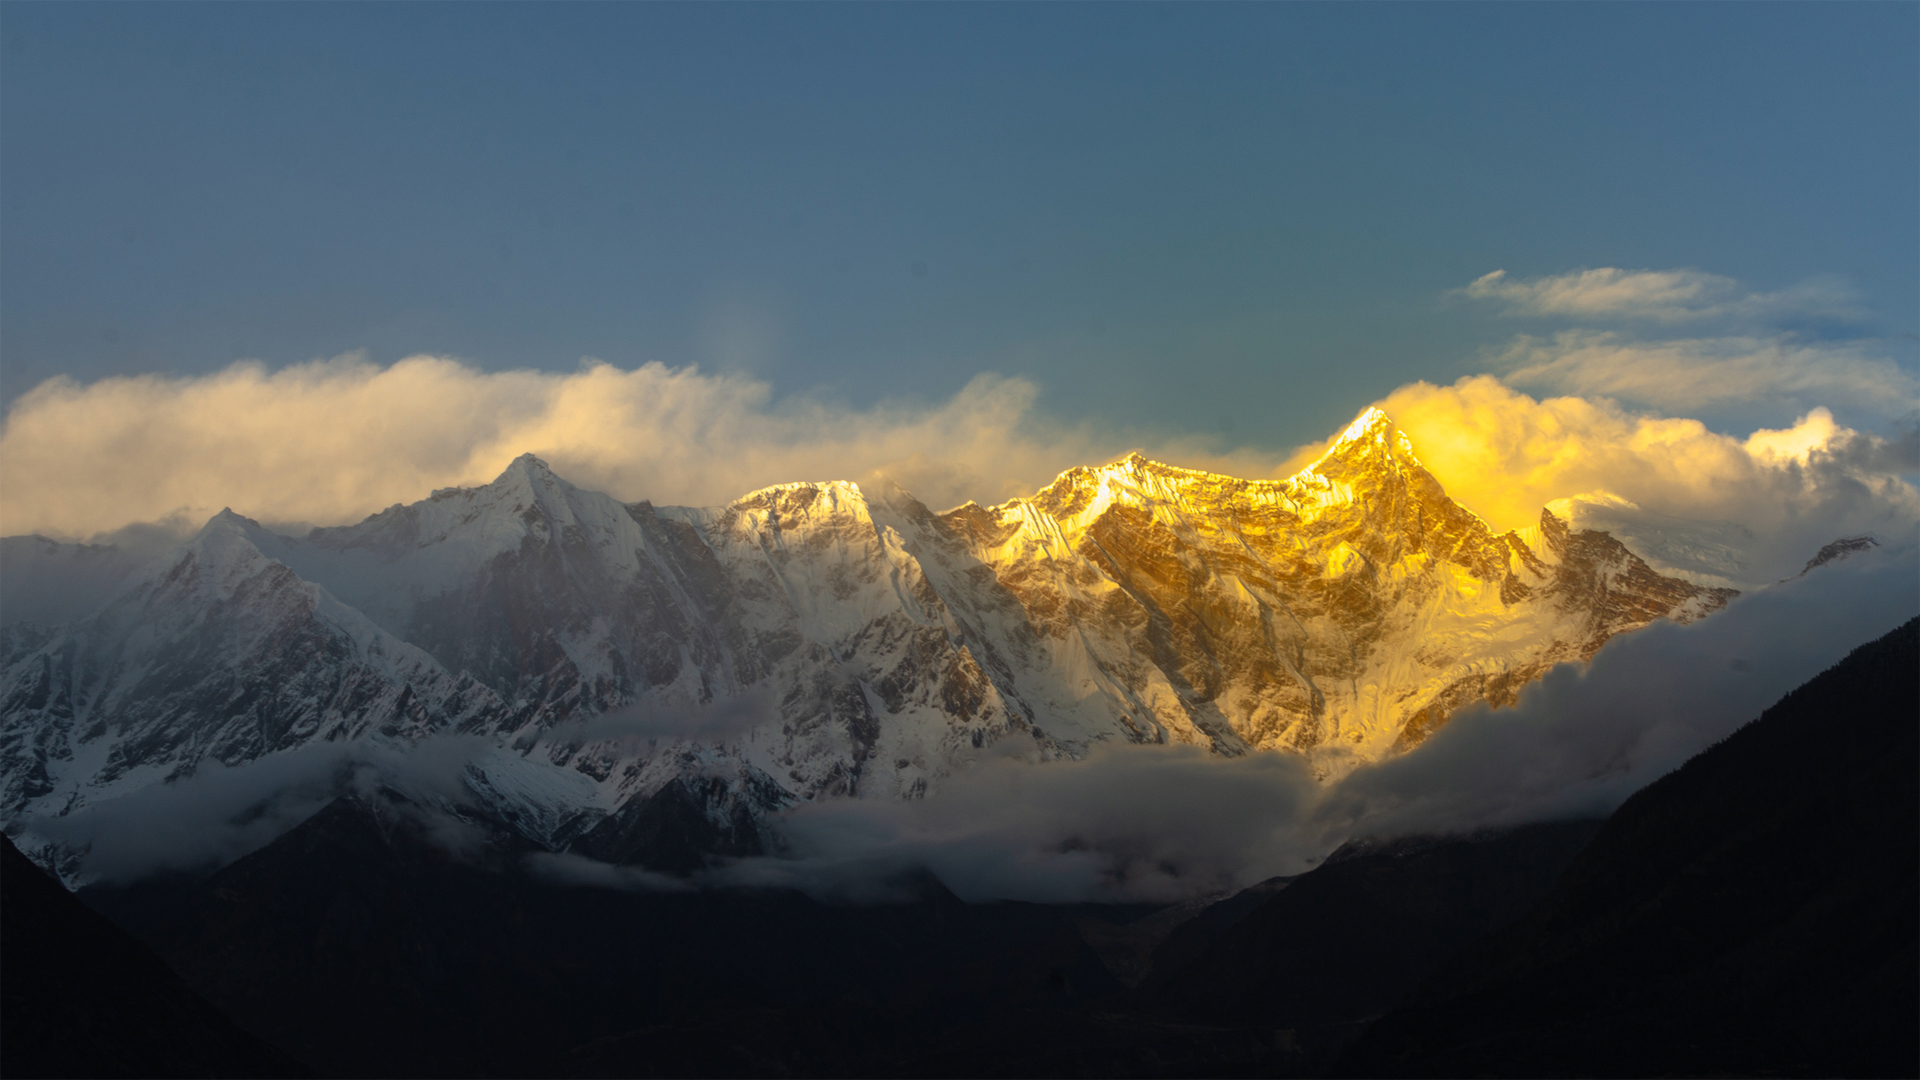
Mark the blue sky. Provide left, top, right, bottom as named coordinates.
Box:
left=2, top=2, right=1915, bottom=457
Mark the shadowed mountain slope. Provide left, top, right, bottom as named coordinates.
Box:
left=1336, top=616, right=1920, bottom=1079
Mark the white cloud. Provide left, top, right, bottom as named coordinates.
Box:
left=1267, top=376, right=1920, bottom=581
left=1464, top=267, right=1861, bottom=325
left=0, top=354, right=1120, bottom=539
left=718, top=740, right=1321, bottom=904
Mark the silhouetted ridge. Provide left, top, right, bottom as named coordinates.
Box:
left=81, top=790, right=1124, bottom=1079
left=1144, top=820, right=1604, bottom=1071
left=0, top=834, right=306, bottom=1078
left=1337, top=616, right=1920, bottom=1078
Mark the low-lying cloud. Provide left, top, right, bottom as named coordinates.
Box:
left=720, top=743, right=1320, bottom=904
left=21, top=735, right=494, bottom=883
left=525, top=851, right=693, bottom=893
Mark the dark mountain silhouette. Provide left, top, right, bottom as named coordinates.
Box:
left=1336, top=616, right=1920, bottom=1079
left=82, top=790, right=1129, bottom=1079
left=0, top=832, right=305, bottom=1078
left=1145, top=821, right=1604, bottom=1071
left=896, top=821, right=1604, bottom=1079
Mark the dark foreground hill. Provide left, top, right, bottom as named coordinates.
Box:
left=83, top=792, right=1134, bottom=1079
left=67, top=780, right=1597, bottom=1076
left=1337, top=616, right=1920, bottom=1079
left=72, top=790, right=1600, bottom=1079
left=901, top=820, right=1604, bottom=1078
left=0, top=832, right=305, bottom=1078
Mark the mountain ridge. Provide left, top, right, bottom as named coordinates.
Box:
left=1, top=407, right=1738, bottom=877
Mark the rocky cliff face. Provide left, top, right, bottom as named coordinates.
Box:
left=0, top=408, right=1735, bottom=863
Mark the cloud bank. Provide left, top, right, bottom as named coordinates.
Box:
left=0, top=353, right=1141, bottom=539
left=1315, top=376, right=1920, bottom=580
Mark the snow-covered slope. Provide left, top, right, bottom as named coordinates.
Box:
left=0, top=512, right=500, bottom=816
left=0, top=408, right=1738, bottom=860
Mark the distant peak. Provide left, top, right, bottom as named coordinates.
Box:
left=489, top=453, right=559, bottom=488
left=1087, top=451, right=1163, bottom=478
left=1801, top=535, right=1879, bottom=576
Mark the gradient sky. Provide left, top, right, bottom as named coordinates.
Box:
left=3, top=2, right=1915, bottom=454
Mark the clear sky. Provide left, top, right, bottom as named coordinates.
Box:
left=4, top=2, right=1914, bottom=454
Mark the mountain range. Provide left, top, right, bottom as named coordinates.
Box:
left=1, top=407, right=1737, bottom=873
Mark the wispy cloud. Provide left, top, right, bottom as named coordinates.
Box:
left=1493, top=330, right=1917, bottom=413
left=1464, top=267, right=1862, bottom=326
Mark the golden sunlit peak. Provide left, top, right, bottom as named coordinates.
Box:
left=1287, top=406, right=1424, bottom=483
left=1333, top=406, right=1398, bottom=447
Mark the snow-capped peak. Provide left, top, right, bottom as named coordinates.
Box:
left=482, top=452, right=572, bottom=502
left=1291, top=406, right=1422, bottom=483
left=493, top=452, right=558, bottom=482
left=1338, top=405, right=1396, bottom=444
